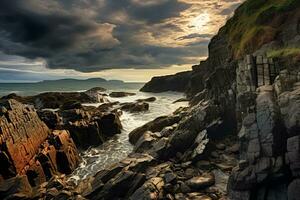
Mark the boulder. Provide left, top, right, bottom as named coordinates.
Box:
left=185, top=173, right=215, bottom=190
left=97, top=113, right=122, bottom=137
left=84, top=87, right=109, bottom=103
left=120, top=102, right=149, bottom=113
left=129, top=115, right=181, bottom=144
left=109, top=92, right=136, bottom=98
left=136, top=97, right=157, bottom=102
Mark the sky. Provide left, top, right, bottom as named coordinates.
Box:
left=0, top=0, right=243, bottom=82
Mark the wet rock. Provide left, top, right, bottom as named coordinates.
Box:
left=84, top=87, right=109, bottom=103
left=136, top=97, right=157, bottom=102
left=66, top=120, right=103, bottom=149
left=120, top=102, right=149, bottom=113
left=60, top=101, right=83, bottom=111
left=109, top=92, right=136, bottom=98
left=97, top=113, right=122, bottom=137
left=2, top=92, right=98, bottom=109
left=173, top=98, right=189, bottom=104
left=129, top=115, right=181, bottom=144
left=134, top=131, right=157, bottom=153
left=185, top=173, right=215, bottom=190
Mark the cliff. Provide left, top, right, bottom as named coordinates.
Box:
left=141, top=0, right=300, bottom=97
left=0, top=99, right=80, bottom=188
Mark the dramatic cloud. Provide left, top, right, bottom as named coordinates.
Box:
left=0, top=0, right=243, bottom=80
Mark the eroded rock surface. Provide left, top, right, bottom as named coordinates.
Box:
left=0, top=99, right=80, bottom=189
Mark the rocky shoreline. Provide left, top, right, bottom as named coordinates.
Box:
left=0, top=0, right=300, bottom=199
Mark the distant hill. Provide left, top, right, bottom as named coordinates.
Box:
left=40, top=78, right=123, bottom=84
left=0, top=78, right=144, bottom=96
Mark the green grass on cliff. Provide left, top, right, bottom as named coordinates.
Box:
left=224, top=0, right=300, bottom=58
left=267, top=48, right=300, bottom=58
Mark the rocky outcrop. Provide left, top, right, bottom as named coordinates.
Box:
left=1, top=88, right=109, bottom=110
left=140, top=71, right=192, bottom=93
left=109, top=92, right=136, bottom=98
left=49, top=106, right=123, bottom=150
left=228, top=56, right=300, bottom=200
left=129, top=115, right=182, bottom=144
left=0, top=99, right=80, bottom=188
left=136, top=97, right=156, bottom=102
left=119, top=102, right=149, bottom=113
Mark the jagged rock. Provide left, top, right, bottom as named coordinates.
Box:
left=0, top=99, right=81, bottom=189
left=66, top=120, right=103, bottom=149
left=97, top=113, right=122, bottom=137
left=136, top=97, right=157, bottom=102
left=84, top=87, right=109, bottom=103
left=52, top=130, right=80, bottom=174
left=37, top=110, right=61, bottom=129
left=1, top=92, right=99, bottom=109
left=167, top=102, right=220, bottom=156
left=0, top=99, right=49, bottom=178
left=185, top=173, right=215, bottom=190
left=109, top=92, right=136, bottom=98
left=278, top=83, right=300, bottom=137
left=129, top=115, right=181, bottom=144
left=130, top=177, right=164, bottom=200
left=120, top=102, right=149, bottom=113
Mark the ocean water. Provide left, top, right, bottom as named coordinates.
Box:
left=69, top=91, right=188, bottom=183
left=0, top=82, right=188, bottom=183
left=0, top=81, right=144, bottom=97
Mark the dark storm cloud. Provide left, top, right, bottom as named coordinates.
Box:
left=0, top=0, right=243, bottom=72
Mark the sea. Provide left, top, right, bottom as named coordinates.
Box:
left=0, top=82, right=188, bottom=183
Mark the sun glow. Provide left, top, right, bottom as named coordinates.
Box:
left=190, top=12, right=211, bottom=32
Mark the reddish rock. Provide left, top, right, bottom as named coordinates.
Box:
left=0, top=99, right=80, bottom=188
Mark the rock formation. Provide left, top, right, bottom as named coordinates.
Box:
left=0, top=99, right=80, bottom=192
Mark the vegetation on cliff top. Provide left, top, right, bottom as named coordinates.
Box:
left=223, top=0, right=300, bottom=57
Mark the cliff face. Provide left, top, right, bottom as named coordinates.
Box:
left=141, top=0, right=300, bottom=96
left=140, top=71, right=192, bottom=93
left=0, top=99, right=80, bottom=188
left=136, top=0, right=300, bottom=199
